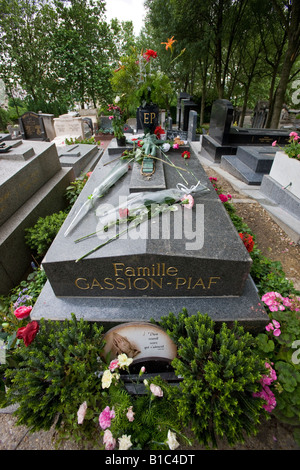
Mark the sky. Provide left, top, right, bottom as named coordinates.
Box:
left=104, top=0, right=147, bottom=36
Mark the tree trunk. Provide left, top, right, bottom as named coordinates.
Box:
left=270, top=42, right=298, bottom=128
left=269, top=0, right=300, bottom=128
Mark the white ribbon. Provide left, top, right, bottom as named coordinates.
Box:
left=176, top=181, right=202, bottom=194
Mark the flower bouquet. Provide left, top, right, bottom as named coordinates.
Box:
left=64, top=158, right=133, bottom=237
left=78, top=353, right=191, bottom=450
left=75, top=183, right=209, bottom=261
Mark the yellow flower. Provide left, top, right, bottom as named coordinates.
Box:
left=117, top=353, right=133, bottom=368
left=161, top=36, right=177, bottom=51
left=101, top=370, right=113, bottom=389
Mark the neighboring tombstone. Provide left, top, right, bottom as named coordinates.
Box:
left=252, top=101, right=269, bottom=129
left=167, top=116, right=173, bottom=130
left=176, top=92, right=191, bottom=128
left=180, top=99, right=199, bottom=132
left=38, top=113, right=56, bottom=141
left=209, top=99, right=234, bottom=145
left=187, top=110, right=198, bottom=142
left=7, top=125, right=21, bottom=140
left=78, top=108, right=98, bottom=127
left=0, top=140, right=74, bottom=294
left=18, top=111, right=48, bottom=141
left=53, top=114, right=86, bottom=140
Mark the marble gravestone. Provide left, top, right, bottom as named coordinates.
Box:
left=202, top=99, right=291, bottom=162
left=31, top=139, right=269, bottom=333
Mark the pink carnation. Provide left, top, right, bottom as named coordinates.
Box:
left=99, top=406, right=115, bottom=430
left=77, top=401, right=87, bottom=424
left=181, top=194, right=194, bottom=209
left=173, top=143, right=179, bottom=149
left=14, top=305, right=32, bottom=320
left=103, top=429, right=116, bottom=450
left=150, top=383, right=163, bottom=397
left=126, top=406, right=135, bottom=422
left=109, top=359, right=119, bottom=371
left=272, top=140, right=277, bottom=147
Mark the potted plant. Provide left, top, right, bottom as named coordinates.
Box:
left=271, top=131, right=300, bottom=199
left=108, top=102, right=126, bottom=146
left=110, top=42, right=183, bottom=133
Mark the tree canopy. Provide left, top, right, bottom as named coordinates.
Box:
left=0, top=0, right=299, bottom=127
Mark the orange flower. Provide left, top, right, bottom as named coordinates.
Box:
left=161, top=36, right=177, bottom=51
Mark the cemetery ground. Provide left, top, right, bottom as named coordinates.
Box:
left=0, top=164, right=299, bottom=451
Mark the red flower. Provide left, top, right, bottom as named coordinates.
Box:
left=219, top=194, right=228, bottom=203
left=239, top=233, right=254, bottom=252
left=181, top=151, right=190, bottom=159
left=14, top=305, right=32, bottom=320
left=154, top=126, right=165, bottom=139
left=144, top=49, right=157, bottom=61
left=119, top=208, right=129, bottom=219
left=17, top=321, right=39, bottom=346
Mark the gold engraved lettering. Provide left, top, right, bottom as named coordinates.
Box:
left=103, top=278, right=114, bottom=290
left=144, top=113, right=149, bottom=124
left=115, top=278, right=126, bottom=290
left=207, top=276, right=221, bottom=289
left=125, top=266, right=136, bottom=276
left=91, top=278, right=104, bottom=290
left=137, top=266, right=150, bottom=277
left=113, top=263, right=125, bottom=276
left=175, top=278, right=186, bottom=289
left=150, top=112, right=155, bottom=123
left=75, top=278, right=90, bottom=290
left=133, top=277, right=149, bottom=290
left=150, top=278, right=163, bottom=289
left=192, top=278, right=206, bottom=289
left=166, top=266, right=178, bottom=276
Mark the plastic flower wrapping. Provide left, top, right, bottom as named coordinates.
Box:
left=64, top=158, right=133, bottom=236
left=75, top=182, right=209, bottom=261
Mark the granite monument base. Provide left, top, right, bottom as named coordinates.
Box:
left=31, top=275, right=268, bottom=334
left=220, top=146, right=276, bottom=185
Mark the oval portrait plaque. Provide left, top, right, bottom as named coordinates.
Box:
left=103, top=322, right=177, bottom=363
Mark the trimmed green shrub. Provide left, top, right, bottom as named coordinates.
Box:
left=24, top=211, right=68, bottom=258
left=157, top=309, right=268, bottom=448
left=5, top=314, right=106, bottom=446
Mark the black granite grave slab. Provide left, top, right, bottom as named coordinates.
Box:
left=41, top=144, right=251, bottom=300
left=202, top=99, right=290, bottom=162
left=31, top=140, right=269, bottom=331
left=220, top=146, right=276, bottom=185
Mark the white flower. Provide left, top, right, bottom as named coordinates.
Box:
left=162, top=142, right=170, bottom=152
left=118, top=434, right=132, bottom=450
left=101, top=369, right=113, bottom=389
left=117, top=353, right=133, bottom=369
left=150, top=383, right=163, bottom=397
left=77, top=401, right=87, bottom=424
left=115, top=96, right=120, bottom=103
left=166, top=430, right=180, bottom=450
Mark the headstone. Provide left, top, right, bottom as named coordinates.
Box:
left=209, top=99, right=234, bottom=145
left=202, top=99, right=291, bottom=163
left=252, top=101, right=269, bottom=128
left=53, top=114, right=86, bottom=143
left=78, top=108, right=98, bottom=127
left=180, top=99, right=199, bottom=132
left=31, top=140, right=269, bottom=333
left=0, top=141, right=74, bottom=294
left=18, top=111, right=48, bottom=141
left=176, top=92, right=190, bottom=128
left=187, top=110, right=198, bottom=142
left=167, top=116, right=173, bottom=130
left=38, top=113, right=56, bottom=141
